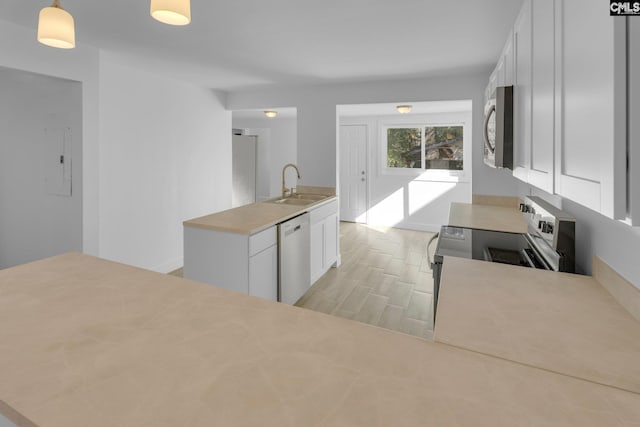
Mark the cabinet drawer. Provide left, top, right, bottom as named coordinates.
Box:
left=249, top=226, right=277, bottom=256
left=309, top=199, right=338, bottom=224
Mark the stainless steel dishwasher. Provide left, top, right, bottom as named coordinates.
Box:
left=278, top=212, right=310, bottom=305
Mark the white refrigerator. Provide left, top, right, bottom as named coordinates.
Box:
left=232, top=135, right=257, bottom=207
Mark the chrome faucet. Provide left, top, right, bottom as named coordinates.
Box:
left=282, top=163, right=301, bottom=198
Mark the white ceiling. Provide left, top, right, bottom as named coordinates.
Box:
left=0, top=0, right=523, bottom=91
left=233, top=107, right=297, bottom=119
left=338, top=100, right=472, bottom=117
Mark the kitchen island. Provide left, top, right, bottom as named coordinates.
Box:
left=2, top=253, right=640, bottom=426
left=183, top=186, right=339, bottom=302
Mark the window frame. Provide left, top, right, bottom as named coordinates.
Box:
left=379, top=112, right=471, bottom=182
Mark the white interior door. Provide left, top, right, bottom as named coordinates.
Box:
left=339, top=125, right=367, bottom=223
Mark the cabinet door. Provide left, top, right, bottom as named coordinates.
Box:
left=513, top=0, right=532, bottom=183
left=495, top=56, right=505, bottom=87
left=528, top=0, right=555, bottom=193
left=630, top=18, right=640, bottom=225
left=502, top=32, right=515, bottom=87
left=310, top=221, right=324, bottom=284
left=554, top=0, right=626, bottom=218
left=249, top=245, right=277, bottom=301
left=324, top=214, right=338, bottom=268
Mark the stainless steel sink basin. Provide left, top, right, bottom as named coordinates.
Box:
left=265, top=194, right=330, bottom=206
left=289, top=194, right=328, bottom=201
left=269, top=198, right=316, bottom=206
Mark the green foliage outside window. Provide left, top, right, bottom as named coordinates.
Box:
left=387, top=128, right=422, bottom=168
left=424, top=126, right=463, bottom=170
left=386, top=125, right=463, bottom=171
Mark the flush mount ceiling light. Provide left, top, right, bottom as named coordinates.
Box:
left=264, top=111, right=278, bottom=118
left=396, top=105, right=413, bottom=114
left=37, top=0, right=75, bottom=49
left=150, top=0, right=191, bottom=25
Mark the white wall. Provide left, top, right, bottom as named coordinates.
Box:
left=0, top=18, right=100, bottom=256
left=232, top=117, right=297, bottom=199
left=98, top=52, right=231, bottom=272
left=340, top=112, right=472, bottom=232
left=0, top=68, right=82, bottom=268
left=227, top=73, right=518, bottom=198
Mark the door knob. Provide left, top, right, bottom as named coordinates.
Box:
left=361, top=178, right=365, bottom=181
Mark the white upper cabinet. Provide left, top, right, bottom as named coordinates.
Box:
left=554, top=0, right=627, bottom=219
left=529, top=0, right=555, bottom=193
left=513, top=0, right=532, bottom=183
left=631, top=19, right=639, bottom=225
left=502, top=0, right=628, bottom=220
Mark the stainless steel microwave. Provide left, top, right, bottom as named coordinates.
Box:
left=483, top=85, right=513, bottom=169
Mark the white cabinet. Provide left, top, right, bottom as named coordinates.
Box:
left=249, top=244, right=277, bottom=301
left=528, top=0, right=555, bottom=193
left=630, top=18, right=640, bottom=225
left=512, top=0, right=532, bottom=183
left=496, top=33, right=515, bottom=87
left=309, top=200, right=339, bottom=285
left=554, top=0, right=627, bottom=219
left=485, top=33, right=514, bottom=103
left=503, top=0, right=627, bottom=219
left=510, top=0, right=555, bottom=192
left=184, top=225, right=278, bottom=302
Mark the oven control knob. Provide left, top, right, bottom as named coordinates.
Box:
left=540, top=222, right=554, bottom=234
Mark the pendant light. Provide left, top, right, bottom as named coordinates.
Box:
left=396, top=105, right=413, bottom=114
left=37, top=0, right=75, bottom=49
left=150, top=0, right=191, bottom=26
left=264, top=111, right=278, bottom=118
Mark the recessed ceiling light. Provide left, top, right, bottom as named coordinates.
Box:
left=396, top=105, right=413, bottom=114
left=264, top=111, right=278, bottom=118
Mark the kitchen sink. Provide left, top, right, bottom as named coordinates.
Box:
left=289, top=194, right=328, bottom=201
left=265, top=194, right=330, bottom=206
left=269, top=198, right=316, bottom=206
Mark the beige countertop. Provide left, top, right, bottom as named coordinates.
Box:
left=435, top=256, right=640, bottom=394
left=448, top=202, right=528, bottom=233
left=2, top=253, right=640, bottom=426
left=184, top=190, right=336, bottom=235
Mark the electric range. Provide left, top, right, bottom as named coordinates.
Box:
left=432, top=196, right=576, bottom=319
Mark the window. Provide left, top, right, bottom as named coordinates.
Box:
left=386, top=125, right=464, bottom=171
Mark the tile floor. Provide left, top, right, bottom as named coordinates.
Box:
left=296, top=222, right=438, bottom=340
left=170, top=222, right=438, bottom=340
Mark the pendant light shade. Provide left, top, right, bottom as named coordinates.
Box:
left=150, top=0, right=191, bottom=26
left=37, top=0, right=75, bottom=49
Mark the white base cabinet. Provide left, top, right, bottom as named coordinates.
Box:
left=310, top=200, right=339, bottom=285
left=184, top=225, right=278, bottom=301
left=184, top=198, right=340, bottom=302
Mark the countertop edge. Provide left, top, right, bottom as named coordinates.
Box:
left=183, top=196, right=338, bottom=235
